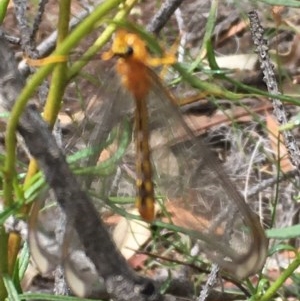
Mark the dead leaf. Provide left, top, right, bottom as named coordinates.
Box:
left=113, top=209, right=152, bottom=260
left=221, top=19, right=248, bottom=41
left=184, top=103, right=272, bottom=138
left=272, top=6, right=285, bottom=26
left=128, top=253, right=149, bottom=269
left=265, top=112, right=294, bottom=173
left=216, top=19, right=248, bottom=46
left=214, top=53, right=258, bottom=71
left=104, top=214, right=122, bottom=226
left=164, top=200, right=224, bottom=236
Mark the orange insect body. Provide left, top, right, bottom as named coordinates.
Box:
left=105, top=31, right=153, bottom=99
left=117, top=57, right=151, bottom=100
left=103, top=30, right=174, bottom=221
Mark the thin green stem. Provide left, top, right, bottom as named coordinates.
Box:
left=226, top=77, right=300, bottom=105
left=188, top=0, right=218, bottom=72
left=257, top=255, right=300, bottom=301
left=3, top=0, right=123, bottom=210
left=174, top=63, right=243, bottom=100
left=0, top=0, right=9, bottom=24
left=6, top=0, right=73, bottom=285
left=43, top=0, right=71, bottom=125
left=0, top=226, right=8, bottom=300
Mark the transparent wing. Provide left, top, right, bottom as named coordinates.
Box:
left=80, top=66, right=268, bottom=278
left=28, top=195, right=106, bottom=297
left=29, top=195, right=62, bottom=274
left=28, top=72, right=134, bottom=297
left=29, top=62, right=268, bottom=298
left=85, top=66, right=268, bottom=278
left=144, top=69, right=268, bottom=278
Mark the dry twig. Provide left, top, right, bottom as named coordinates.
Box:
left=248, top=10, right=300, bottom=173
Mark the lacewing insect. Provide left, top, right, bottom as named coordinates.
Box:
left=101, top=30, right=176, bottom=221
left=100, top=30, right=268, bottom=276
left=29, top=29, right=268, bottom=297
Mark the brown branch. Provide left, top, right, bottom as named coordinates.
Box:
left=147, top=0, right=184, bottom=35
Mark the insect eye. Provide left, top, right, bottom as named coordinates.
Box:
left=126, top=46, right=134, bottom=56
